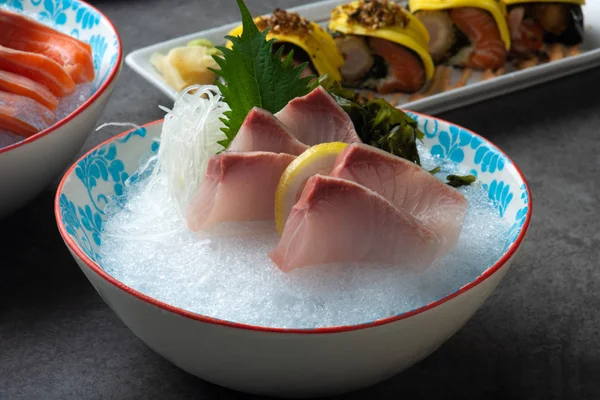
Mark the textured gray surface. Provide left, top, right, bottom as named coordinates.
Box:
left=1, top=0, right=600, bottom=399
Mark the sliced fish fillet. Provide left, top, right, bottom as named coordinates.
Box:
left=228, top=107, right=308, bottom=155
left=0, top=90, right=55, bottom=137
left=269, top=174, right=442, bottom=272
left=0, top=69, right=59, bottom=110
left=186, top=151, right=295, bottom=231
left=0, top=45, right=75, bottom=97
left=0, top=8, right=95, bottom=83
left=330, top=143, right=467, bottom=251
left=275, top=86, right=361, bottom=146
left=449, top=8, right=506, bottom=70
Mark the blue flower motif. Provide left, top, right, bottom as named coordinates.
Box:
left=504, top=205, right=528, bottom=252
left=75, top=143, right=125, bottom=213
left=520, top=183, right=529, bottom=204
left=36, top=0, right=73, bottom=25
left=59, top=194, right=99, bottom=261
left=474, top=145, right=505, bottom=173
left=116, top=127, right=147, bottom=143
left=0, top=0, right=23, bottom=10
left=484, top=180, right=513, bottom=217
left=59, top=193, right=81, bottom=237
left=89, top=34, right=107, bottom=73
left=430, top=125, right=471, bottom=163
left=70, top=28, right=79, bottom=38
left=79, top=204, right=103, bottom=246
left=421, top=118, right=439, bottom=139
left=73, top=3, right=100, bottom=30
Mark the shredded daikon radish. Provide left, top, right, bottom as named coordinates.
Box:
left=143, top=84, right=229, bottom=215
left=97, top=85, right=228, bottom=240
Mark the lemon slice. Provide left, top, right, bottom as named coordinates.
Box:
left=275, top=142, right=349, bottom=234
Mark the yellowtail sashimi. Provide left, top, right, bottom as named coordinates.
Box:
left=228, top=107, right=308, bottom=155
left=269, top=174, right=442, bottom=272
left=330, top=143, right=468, bottom=251
left=186, top=151, right=295, bottom=231
left=275, top=86, right=362, bottom=145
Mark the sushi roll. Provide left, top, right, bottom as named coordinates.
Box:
left=503, top=0, right=585, bottom=60
left=227, top=9, right=345, bottom=81
left=328, top=0, right=435, bottom=94
left=409, top=0, right=511, bottom=70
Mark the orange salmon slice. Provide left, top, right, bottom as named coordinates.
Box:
left=0, top=45, right=75, bottom=97
left=0, top=8, right=95, bottom=84
left=0, top=90, right=55, bottom=138
left=0, top=69, right=59, bottom=111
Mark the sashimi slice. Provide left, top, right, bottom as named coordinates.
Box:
left=330, top=143, right=468, bottom=251
left=0, top=70, right=59, bottom=110
left=0, top=45, right=75, bottom=97
left=228, top=107, right=308, bottom=155
left=187, top=151, right=295, bottom=231
left=0, top=9, right=94, bottom=83
left=269, top=174, right=442, bottom=272
left=0, top=90, right=55, bottom=137
left=275, top=86, right=361, bottom=146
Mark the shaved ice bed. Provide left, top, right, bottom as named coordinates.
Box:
left=98, top=143, right=511, bottom=329
left=0, top=83, right=92, bottom=148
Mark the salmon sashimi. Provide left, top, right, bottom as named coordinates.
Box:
left=186, top=151, right=295, bottom=231
left=330, top=143, right=468, bottom=252
left=0, top=9, right=94, bottom=83
left=228, top=107, right=308, bottom=155
left=0, top=69, right=59, bottom=111
left=506, top=7, right=546, bottom=58
left=269, top=174, right=442, bottom=272
left=367, top=37, right=427, bottom=94
left=275, top=86, right=362, bottom=146
left=448, top=8, right=506, bottom=70
left=0, top=90, right=55, bottom=137
left=0, top=45, right=75, bottom=97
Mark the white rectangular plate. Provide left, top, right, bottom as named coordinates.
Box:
left=126, top=0, right=600, bottom=115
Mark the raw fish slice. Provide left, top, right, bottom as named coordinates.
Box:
left=187, top=151, right=295, bottom=231
left=0, top=90, right=55, bottom=137
left=0, top=45, right=75, bottom=97
left=449, top=8, right=506, bottom=70
left=0, top=9, right=95, bottom=83
left=367, top=37, right=426, bottom=94
left=0, top=70, right=59, bottom=111
left=269, top=174, right=442, bottom=272
left=275, top=86, right=361, bottom=146
left=228, top=107, right=308, bottom=155
left=330, top=143, right=467, bottom=251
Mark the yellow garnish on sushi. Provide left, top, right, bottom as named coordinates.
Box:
left=226, top=8, right=345, bottom=82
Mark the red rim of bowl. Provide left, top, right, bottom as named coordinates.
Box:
left=0, top=0, right=123, bottom=155
left=55, top=114, right=533, bottom=335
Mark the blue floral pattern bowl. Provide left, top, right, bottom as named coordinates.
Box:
left=54, top=115, right=531, bottom=397
left=0, top=0, right=122, bottom=217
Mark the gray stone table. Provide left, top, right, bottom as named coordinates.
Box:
left=1, top=0, right=599, bottom=399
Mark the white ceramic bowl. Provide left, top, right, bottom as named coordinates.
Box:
left=55, top=115, right=532, bottom=398
left=0, top=0, right=122, bottom=218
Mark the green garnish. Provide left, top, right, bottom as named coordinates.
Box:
left=429, top=166, right=441, bottom=174
left=311, top=74, right=424, bottom=166
left=210, top=0, right=314, bottom=149
left=446, top=174, right=477, bottom=188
